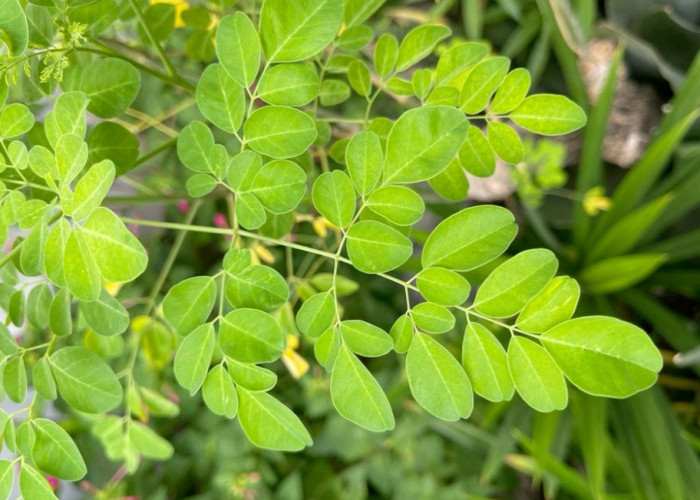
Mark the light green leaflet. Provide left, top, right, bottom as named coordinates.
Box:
left=162, top=276, right=217, bottom=336
left=259, top=0, right=343, bottom=63
left=338, top=25, right=373, bottom=50
left=312, top=170, right=356, bottom=227
left=27, top=284, right=51, bottom=329
left=383, top=106, right=468, bottom=184
left=460, top=56, right=509, bottom=114
left=309, top=273, right=359, bottom=296
left=129, top=421, right=174, bottom=460
left=227, top=150, right=262, bottom=191
left=516, top=276, right=580, bottom=333
left=19, top=464, right=58, bottom=500
left=390, top=314, right=414, bottom=353
left=219, top=308, right=285, bottom=363
left=244, top=107, right=317, bottom=159
left=45, top=92, right=88, bottom=147
left=0, top=460, right=13, bottom=499
left=226, top=265, right=289, bottom=310
left=416, top=267, right=470, bottom=306
left=186, top=174, right=217, bottom=198
left=462, top=322, right=513, bottom=402
left=216, top=12, right=260, bottom=87
left=320, top=79, right=351, bottom=106
left=510, top=94, right=587, bottom=135
left=80, top=58, right=141, bottom=118
left=32, top=418, right=86, bottom=481
left=0, top=0, right=28, bottom=55
left=425, top=85, right=460, bottom=106
left=579, top=254, right=666, bottom=294
left=202, top=364, right=238, bottom=418
left=64, top=229, right=101, bottom=302
left=346, top=130, right=383, bottom=196
left=33, top=357, right=57, bottom=400
left=4, top=357, right=26, bottom=402
left=248, top=159, right=306, bottom=214
left=238, top=388, right=313, bottom=451
left=459, top=125, right=495, bottom=177
left=177, top=121, right=216, bottom=173
left=55, top=133, right=88, bottom=184
left=228, top=360, right=277, bottom=391
left=344, top=0, right=385, bottom=27
left=80, top=207, right=147, bottom=282
left=435, top=42, right=488, bottom=86
left=72, top=160, right=115, bottom=220
left=196, top=63, right=246, bottom=133
left=49, top=288, right=72, bottom=337
left=315, top=326, right=340, bottom=370
left=366, top=185, right=424, bottom=226
left=80, top=290, right=130, bottom=336
left=346, top=220, right=412, bottom=273
left=44, top=218, right=70, bottom=286
left=412, top=68, right=433, bottom=100
left=490, top=68, right=531, bottom=114
left=396, top=25, right=451, bottom=72
left=373, top=33, right=398, bottom=79
left=422, top=205, right=517, bottom=270
left=348, top=60, right=371, bottom=96
left=411, top=302, right=455, bottom=334
left=507, top=336, right=567, bottom=412
left=257, top=63, right=319, bottom=106
left=87, top=122, right=139, bottom=174
left=541, top=316, right=663, bottom=397
left=296, top=291, right=335, bottom=338
left=174, top=323, right=215, bottom=395
left=330, top=345, right=395, bottom=432
left=475, top=249, right=558, bottom=318
left=339, top=320, right=393, bottom=357
left=0, top=103, right=34, bottom=138
left=50, top=346, right=123, bottom=413
left=406, top=333, right=473, bottom=420
left=235, top=192, right=266, bottom=229
left=487, top=122, right=523, bottom=164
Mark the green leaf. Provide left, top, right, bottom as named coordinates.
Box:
left=3, top=357, right=26, bottom=403
left=319, top=79, right=351, bottom=106
left=8, top=289, right=25, bottom=327
left=45, top=91, right=88, bottom=147
left=345, top=0, right=385, bottom=27
left=428, top=158, right=469, bottom=201
left=330, top=345, right=394, bottom=432
left=422, top=205, right=517, bottom=270
left=346, top=130, right=383, bottom=196
left=312, top=170, right=356, bottom=227
left=220, top=308, right=285, bottom=363
left=228, top=359, right=277, bottom=391
left=487, top=122, right=523, bottom=164
left=20, top=221, right=47, bottom=276
left=411, top=302, right=455, bottom=334
left=390, top=314, right=414, bottom=353
left=309, top=273, right=359, bottom=296
left=507, top=336, right=567, bottom=412
left=64, top=228, right=101, bottom=302
left=19, top=464, right=58, bottom=500
left=32, top=357, right=57, bottom=400
left=366, top=185, right=424, bottom=226
left=462, top=322, right=514, bottom=402
left=373, top=33, right=398, bottom=79
left=257, top=63, right=319, bottom=106
left=296, top=291, right=335, bottom=339
left=226, top=265, right=289, bottom=311
left=459, top=56, right=509, bottom=114
left=87, top=121, right=139, bottom=175
left=435, top=42, right=488, bottom=86
left=346, top=220, right=412, bottom=273
left=411, top=68, right=433, bottom=101
left=260, top=0, right=343, bottom=63
left=416, top=267, right=470, bottom=306
left=238, top=388, right=313, bottom=450
left=80, top=58, right=141, bottom=118
left=80, top=289, right=130, bottom=336
left=396, top=25, right=451, bottom=72
left=475, top=249, right=558, bottom=318
left=49, top=288, right=72, bottom=337
left=55, top=133, right=88, bottom=184
left=81, top=207, right=148, bottom=282
left=202, top=364, right=238, bottom=418
left=28, top=145, right=57, bottom=178
left=383, top=106, right=468, bottom=184
left=50, top=346, right=123, bottom=413
left=348, top=60, right=371, bottom=96
left=177, top=121, right=216, bottom=174
left=174, top=323, right=214, bottom=395
left=315, top=326, right=340, bottom=370
left=186, top=173, right=217, bottom=197
left=138, top=4, right=174, bottom=42
left=406, top=333, right=473, bottom=420
left=459, top=125, right=495, bottom=177
left=216, top=12, right=260, bottom=87
left=0, top=0, right=28, bottom=55
left=490, top=68, right=531, bottom=114
left=0, top=103, right=34, bottom=138
left=235, top=192, right=267, bottom=229
left=0, top=459, right=13, bottom=499
left=196, top=63, right=246, bottom=133
left=32, top=418, right=86, bottom=481
left=227, top=150, right=262, bottom=191
left=244, top=106, right=316, bottom=159
left=27, top=283, right=52, bottom=329
left=578, top=254, right=666, bottom=295
left=516, top=276, right=580, bottom=333
left=162, top=276, right=217, bottom=336
left=249, top=159, right=306, bottom=213
left=337, top=25, right=373, bottom=51
left=72, top=160, right=115, bottom=220
left=44, top=218, right=70, bottom=286
left=510, top=94, right=587, bottom=136
left=339, top=320, right=393, bottom=357
left=541, top=317, right=662, bottom=397
left=128, top=421, right=174, bottom=460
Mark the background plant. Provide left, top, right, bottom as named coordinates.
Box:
left=0, top=0, right=692, bottom=499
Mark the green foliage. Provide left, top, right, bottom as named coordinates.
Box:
left=0, top=1, right=668, bottom=497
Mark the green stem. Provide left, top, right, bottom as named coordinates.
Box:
left=126, top=0, right=178, bottom=77
left=125, top=137, right=178, bottom=174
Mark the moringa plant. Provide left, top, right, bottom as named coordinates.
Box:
left=0, top=0, right=663, bottom=497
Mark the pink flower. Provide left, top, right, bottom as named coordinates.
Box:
left=47, top=476, right=59, bottom=490
left=213, top=213, right=228, bottom=229
left=176, top=201, right=190, bottom=213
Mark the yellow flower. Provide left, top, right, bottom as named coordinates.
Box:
left=311, top=217, right=338, bottom=238
left=150, top=0, right=190, bottom=28
left=281, top=335, right=309, bottom=379
left=583, top=186, right=612, bottom=216
left=105, top=281, right=124, bottom=296
left=252, top=244, right=275, bottom=264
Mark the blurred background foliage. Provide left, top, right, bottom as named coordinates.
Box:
left=11, top=0, right=699, bottom=498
